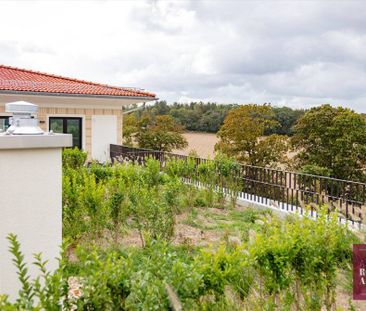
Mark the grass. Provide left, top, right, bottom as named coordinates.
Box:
left=181, top=206, right=270, bottom=236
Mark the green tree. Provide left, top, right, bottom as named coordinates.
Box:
left=265, top=106, right=305, bottom=136
left=215, top=104, right=289, bottom=167
left=292, top=104, right=366, bottom=181
left=132, top=114, right=188, bottom=152
left=122, top=113, right=138, bottom=146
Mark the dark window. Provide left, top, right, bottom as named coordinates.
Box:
left=49, top=117, right=82, bottom=149
left=0, top=116, right=10, bottom=133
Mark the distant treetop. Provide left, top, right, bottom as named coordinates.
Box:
left=129, top=101, right=305, bottom=136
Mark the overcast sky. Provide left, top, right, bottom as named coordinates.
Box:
left=1, top=0, right=366, bottom=111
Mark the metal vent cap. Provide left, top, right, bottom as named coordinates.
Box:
left=5, top=101, right=38, bottom=114
left=4, top=101, right=44, bottom=135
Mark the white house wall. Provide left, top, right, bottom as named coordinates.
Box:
left=92, top=115, right=117, bottom=162
left=0, top=93, right=147, bottom=160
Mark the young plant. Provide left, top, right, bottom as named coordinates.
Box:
left=129, top=185, right=175, bottom=247
left=214, top=153, right=242, bottom=209
left=62, top=148, right=87, bottom=170
left=0, top=234, right=66, bottom=311
left=197, top=160, right=217, bottom=208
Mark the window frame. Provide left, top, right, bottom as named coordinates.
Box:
left=49, top=116, right=83, bottom=150
left=0, top=115, right=10, bottom=132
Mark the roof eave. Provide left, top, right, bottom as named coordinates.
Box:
left=0, top=90, right=157, bottom=101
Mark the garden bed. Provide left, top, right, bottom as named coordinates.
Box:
left=1, top=150, right=365, bottom=310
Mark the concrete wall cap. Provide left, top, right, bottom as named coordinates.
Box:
left=0, top=133, right=72, bottom=149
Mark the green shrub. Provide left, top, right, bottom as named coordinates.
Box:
left=106, top=178, right=129, bottom=243
left=62, top=167, right=86, bottom=241
left=2, top=210, right=357, bottom=311
left=164, top=158, right=188, bottom=177
left=55, top=154, right=359, bottom=310
left=214, top=153, right=242, bottom=208
left=0, top=234, right=66, bottom=311
left=249, top=207, right=357, bottom=310
left=143, top=158, right=163, bottom=187
left=125, top=241, right=203, bottom=310
left=62, top=148, right=87, bottom=169
left=162, top=176, right=184, bottom=213
left=89, top=162, right=114, bottom=182
left=195, top=244, right=253, bottom=299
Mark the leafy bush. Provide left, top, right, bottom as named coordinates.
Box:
left=299, top=164, right=332, bottom=177
left=0, top=234, right=66, bottom=311
left=62, top=148, right=87, bottom=169
left=249, top=206, right=357, bottom=310
left=214, top=153, right=242, bottom=208
left=3, top=153, right=356, bottom=310
left=1, top=206, right=357, bottom=310
left=195, top=244, right=253, bottom=298
left=129, top=187, right=175, bottom=246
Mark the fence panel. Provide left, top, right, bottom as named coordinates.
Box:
left=110, top=144, right=366, bottom=227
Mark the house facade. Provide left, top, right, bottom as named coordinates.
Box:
left=0, top=65, right=156, bottom=161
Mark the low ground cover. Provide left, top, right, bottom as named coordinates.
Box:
left=0, top=149, right=362, bottom=310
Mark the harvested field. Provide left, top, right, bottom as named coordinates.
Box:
left=174, top=132, right=297, bottom=164
left=174, top=132, right=218, bottom=158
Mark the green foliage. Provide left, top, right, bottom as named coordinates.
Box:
left=3, top=152, right=358, bottom=309
left=265, top=106, right=305, bottom=136
left=249, top=207, right=357, bottom=310
left=147, top=101, right=235, bottom=133
left=143, top=158, right=164, bottom=187
left=195, top=244, right=253, bottom=298
left=123, top=113, right=188, bottom=152
left=292, top=104, right=366, bottom=181
left=129, top=101, right=304, bottom=135
left=62, top=148, right=87, bottom=169
left=214, top=153, right=242, bottom=208
left=62, top=158, right=182, bottom=247
left=0, top=234, right=66, bottom=311
left=129, top=187, right=175, bottom=246
left=2, top=207, right=357, bottom=310
left=7, top=234, right=34, bottom=309
left=123, top=113, right=138, bottom=147
left=89, top=162, right=114, bottom=182
left=299, top=164, right=332, bottom=177
left=215, top=104, right=289, bottom=167
left=197, top=160, right=218, bottom=208
left=124, top=242, right=203, bottom=310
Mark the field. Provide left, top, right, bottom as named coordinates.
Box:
left=174, top=132, right=297, bottom=166
left=174, top=132, right=218, bottom=158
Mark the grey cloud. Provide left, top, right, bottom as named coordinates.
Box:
left=1, top=0, right=366, bottom=112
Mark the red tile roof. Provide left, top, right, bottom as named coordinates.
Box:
left=0, top=65, right=156, bottom=99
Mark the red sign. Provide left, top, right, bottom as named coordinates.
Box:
left=353, top=244, right=366, bottom=300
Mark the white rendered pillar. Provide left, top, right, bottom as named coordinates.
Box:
left=0, top=134, right=71, bottom=300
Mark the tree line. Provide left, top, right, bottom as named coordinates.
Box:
left=123, top=102, right=366, bottom=182
left=130, top=101, right=305, bottom=136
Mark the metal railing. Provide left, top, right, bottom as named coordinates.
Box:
left=110, top=144, right=366, bottom=227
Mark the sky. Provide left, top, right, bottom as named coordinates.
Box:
left=1, top=0, right=366, bottom=112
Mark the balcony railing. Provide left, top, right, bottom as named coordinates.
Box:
left=110, top=144, right=366, bottom=228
